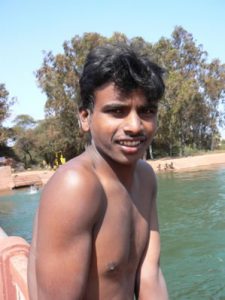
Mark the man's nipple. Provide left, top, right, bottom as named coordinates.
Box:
left=106, top=262, right=118, bottom=273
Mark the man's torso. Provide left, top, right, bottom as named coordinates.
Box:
left=84, top=158, right=154, bottom=299
left=29, top=154, right=155, bottom=300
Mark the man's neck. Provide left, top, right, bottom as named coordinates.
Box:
left=86, top=145, right=139, bottom=190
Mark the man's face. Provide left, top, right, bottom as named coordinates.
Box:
left=81, top=83, right=158, bottom=165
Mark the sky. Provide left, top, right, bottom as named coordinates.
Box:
left=1, top=0, right=225, bottom=136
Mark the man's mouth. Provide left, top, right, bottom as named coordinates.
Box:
left=117, top=140, right=143, bottom=147
left=116, top=136, right=146, bottom=148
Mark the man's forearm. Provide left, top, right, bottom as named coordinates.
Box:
left=137, top=269, right=169, bottom=300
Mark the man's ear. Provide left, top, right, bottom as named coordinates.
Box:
left=78, top=108, right=91, bottom=132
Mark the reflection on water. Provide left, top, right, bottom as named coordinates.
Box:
left=0, top=200, right=14, bottom=214
left=29, top=185, right=40, bottom=194
left=0, top=165, right=225, bottom=299
left=158, top=165, right=225, bottom=299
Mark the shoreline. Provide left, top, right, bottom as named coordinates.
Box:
left=148, top=152, right=225, bottom=172
left=0, top=152, right=225, bottom=193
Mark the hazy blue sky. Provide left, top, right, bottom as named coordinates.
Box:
left=1, top=0, right=225, bottom=136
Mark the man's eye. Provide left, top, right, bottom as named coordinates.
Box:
left=114, top=108, right=123, bottom=114
left=109, top=108, right=124, bottom=116
left=140, top=107, right=157, bottom=116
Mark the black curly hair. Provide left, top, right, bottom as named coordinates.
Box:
left=79, top=43, right=165, bottom=109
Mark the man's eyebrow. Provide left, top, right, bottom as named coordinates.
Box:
left=102, top=103, right=128, bottom=110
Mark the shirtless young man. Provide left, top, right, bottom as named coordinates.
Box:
left=28, top=44, right=169, bottom=300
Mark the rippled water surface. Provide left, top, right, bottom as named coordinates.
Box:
left=158, top=165, right=225, bottom=299
left=0, top=165, right=225, bottom=299
left=0, top=188, right=40, bottom=241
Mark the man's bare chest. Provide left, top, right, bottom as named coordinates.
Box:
left=93, top=187, right=150, bottom=276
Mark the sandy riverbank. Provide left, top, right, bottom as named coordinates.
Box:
left=148, top=152, right=225, bottom=172
left=1, top=152, right=225, bottom=192
left=14, top=152, right=225, bottom=176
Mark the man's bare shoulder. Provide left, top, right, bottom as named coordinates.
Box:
left=137, top=159, right=157, bottom=185
left=39, top=155, right=104, bottom=227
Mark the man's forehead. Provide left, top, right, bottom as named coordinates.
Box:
left=94, top=83, right=149, bottom=103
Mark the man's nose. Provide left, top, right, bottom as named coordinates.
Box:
left=123, top=112, right=143, bottom=135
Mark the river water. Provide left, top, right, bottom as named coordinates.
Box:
left=158, top=165, right=225, bottom=300
left=0, top=165, right=225, bottom=299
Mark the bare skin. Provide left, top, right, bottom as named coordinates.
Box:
left=28, top=83, right=168, bottom=299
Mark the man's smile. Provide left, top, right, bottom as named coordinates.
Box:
left=114, top=136, right=147, bottom=153
left=117, top=140, right=143, bottom=147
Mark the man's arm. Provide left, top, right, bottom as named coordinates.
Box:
left=28, top=165, right=102, bottom=299
left=136, top=173, right=169, bottom=300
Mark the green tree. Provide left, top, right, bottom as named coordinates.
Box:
left=36, top=29, right=225, bottom=159
left=33, top=117, right=62, bottom=167
left=153, top=26, right=225, bottom=156
left=0, top=84, right=15, bottom=146
left=12, top=114, right=37, bottom=167
left=200, top=59, right=225, bottom=149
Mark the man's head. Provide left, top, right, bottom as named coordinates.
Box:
left=79, top=43, right=165, bottom=111
left=78, top=44, right=165, bottom=164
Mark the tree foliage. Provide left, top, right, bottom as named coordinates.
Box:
left=36, top=28, right=225, bottom=159
left=12, top=115, right=38, bottom=167
left=9, top=27, right=225, bottom=166
left=153, top=26, right=225, bottom=155
left=0, top=84, right=15, bottom=146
